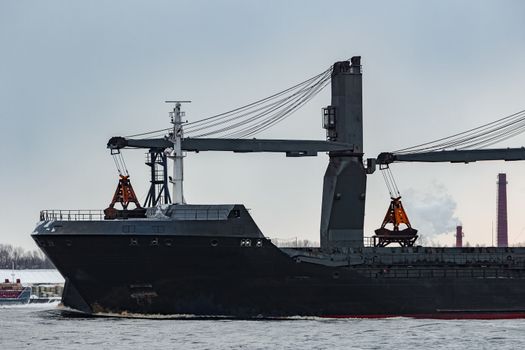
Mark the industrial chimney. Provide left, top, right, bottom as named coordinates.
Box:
left=496, top=173, right=508, bottom=247
left=455, top=225, right=463, bottom=248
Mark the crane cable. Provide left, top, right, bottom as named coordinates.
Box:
left=222, top=73, right=332, bottom=139
left=394, top=109, right=525, bottom=154
left=111, top=150, right=129, bottom=177
left=380, top=164, right=401, bottom=199
left=193, top=71, right=331, bottom=138
left=184, top=73, right=328, bottom=136
left=186, top=68, right=331, bottom=138
left=185, top=68, right=331, bottom=130
left=123, top=63, right=336, bottom=140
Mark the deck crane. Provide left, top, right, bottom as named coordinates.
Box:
left=103, top=149, right=145, bottom=220
left=107, top=57, right=525, bottom=249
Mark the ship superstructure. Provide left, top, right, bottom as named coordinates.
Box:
left=32, top=57, right=525, bottom=318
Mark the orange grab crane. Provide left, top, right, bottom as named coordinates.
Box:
left=104, top=150, right=146, bottom=220
left=373, top=165, right=418, bottom=247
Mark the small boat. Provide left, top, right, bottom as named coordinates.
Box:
left=0, top=279, right=31, bottom=305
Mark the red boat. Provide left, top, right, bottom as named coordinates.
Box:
left=0, top=279, right=31, bottom=305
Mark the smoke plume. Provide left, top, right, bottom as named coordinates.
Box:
left=402, top=182, right=460, bottom=238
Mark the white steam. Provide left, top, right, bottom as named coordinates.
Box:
left=402, top=182, right=460, bottom=238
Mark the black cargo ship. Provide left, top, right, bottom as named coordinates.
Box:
left=33, top=57, right=525, bottom=318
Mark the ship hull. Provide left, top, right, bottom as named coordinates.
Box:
left=33, top=233, right=525, bottom=318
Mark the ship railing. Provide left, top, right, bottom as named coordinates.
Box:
left=40, top=209, right=104, bottom=221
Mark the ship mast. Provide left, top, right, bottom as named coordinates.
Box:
left=166, top=100, right=191, bottom=204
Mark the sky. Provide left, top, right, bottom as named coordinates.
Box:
left=1, top=0, right=525, bottom=249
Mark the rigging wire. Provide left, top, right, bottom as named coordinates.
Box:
left=473, top=125, right=525, bottom=149
left=185, top=68, right=332, bottom=138
left=123, top=65, right=334, bottom=139
left=112, top=151, right=129, bottom=176
left=439, top=112, right=525, bottom=150
left=125, top=127, right=172, bottom=139
left=387, top=167, right=401, bottom=198
left=381, top=168, right=394, bottom=198
left=380, top=165, right=401, bottom=199
left=225, top=75, right=331, bottom=139
left=394, top=109, right=525, bottom=154
left=184, top=77, right=322, bottom=135
left=195, top=72, right=330, bottom=138
left=456, top=120, right=525, bottom=150
left=394, top=110, right=524, bottom=153
left=185, top=68, right=331, bottom=128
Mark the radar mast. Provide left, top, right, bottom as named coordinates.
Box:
left=166, top=100, right=191, bottom=204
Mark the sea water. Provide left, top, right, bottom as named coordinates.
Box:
left=1, top=304, right=524, bottom=349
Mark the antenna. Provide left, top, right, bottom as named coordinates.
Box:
left=166, top=100, right=191, bottom=204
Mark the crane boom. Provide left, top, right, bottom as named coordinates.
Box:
left=107, top=136, right=356, bottom=157
left=377, top=147, right=525, bottom=165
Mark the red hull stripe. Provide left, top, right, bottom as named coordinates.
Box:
left=321, top=312, right=525, bottom=320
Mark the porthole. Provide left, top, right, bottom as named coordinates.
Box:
left=256, top=239, right=263, bottom=248
left=210, top=239, right=219, bottom=247
left=164, top=239, right=173, bottom=247
left=332, top=272, right=340, bottom=279
left=65, top=240, right=72, bottom=247
left=130, top=238, right=139, bottom=246
left=150, top=238, right=159, bottom=246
